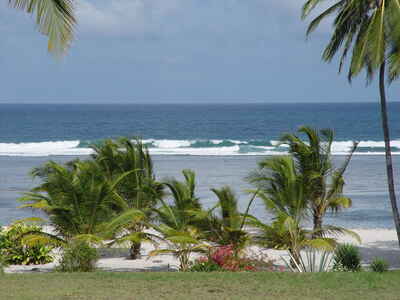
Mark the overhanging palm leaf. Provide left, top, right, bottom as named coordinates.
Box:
left=10, top=0, right=76, bottom=55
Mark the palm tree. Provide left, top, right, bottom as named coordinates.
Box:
left=206, top=186, right=253, bottom=253
left=302, top=0, right=400, bottom=245
left=248, top=155, right=359, bottom=266
left=150, top=170, right=209, bottom=271
left=19, top=160, right=131, bottom=241
left=91, top=138, right=164, bottom=259
left=10, top=0, right=76, bottom=55
left=280, top=126, right=357, bottom=234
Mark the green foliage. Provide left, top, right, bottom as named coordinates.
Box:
left=205, top=186, right=254, bottom=252
left=10, top=0, right=76, bottom=55
left=370, top=257, right=389, bottom=273
left=57, top=240, right=99, bottom=272
left=19, top=159, right=132, bottom=239
left=283, top=248, right=333, bottom=273
left=0, top=222, right=53, bottom=265
left=247, top=154, right=347, bottom=268
left=279, top=126, right=357, bottom=232
left=302, top=0, right=400, bottom=83
left=333, top=244, right=362, bottom=272
left=189, top=258, right=223, bottom=272
left=91, top=138, right=164, bottom=259
left=151, top=171, right=211, bottom=271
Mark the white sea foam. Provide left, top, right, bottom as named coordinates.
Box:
left=0, top=139, right=399, bottom=156
left=0, top=141, right=92, bottom=156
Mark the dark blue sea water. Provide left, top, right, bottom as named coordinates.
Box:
left=0, top=103, right=399, bottom=155
left=0, top=103, right=399, bottom=229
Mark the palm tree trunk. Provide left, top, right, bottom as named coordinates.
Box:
left=379, top=61, right=400, bottom=247
left=312, top=214, right=323, bottom=238
left=129, top=242, right=141, bottom=259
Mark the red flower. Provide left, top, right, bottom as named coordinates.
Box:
left=197, top=256, right=208, bottom=263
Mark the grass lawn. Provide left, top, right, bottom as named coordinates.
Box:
left=1, top=271, right=400, bottom=299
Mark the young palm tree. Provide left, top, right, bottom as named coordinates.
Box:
left=302, top=0, right=400, bottom=245
left=150, top=170, right=209, bottom=271
left=205, top=186, right=258, bottom=254
left=10, top=0, right=76, bottom=55
left=19, top=160, right=130, bottom=241
left=91, top=138, right=164, bottom=259
left=248, top=155, right=359, bottom=266
left=280, top=126, right=357, bottom=234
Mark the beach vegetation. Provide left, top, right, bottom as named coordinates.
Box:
left=248, top=155, right=356, bottom=268
left=150, top=170, right=210, bottom=271
left=302, top=0, right=400, bottom=246
left=191, top=245, right=275, bottom=272
left=204, top=186, right=256, bottom=254
left=91, top=138, right=164, bottom=259
left=0, top=222, right=53, bottom=265
left=370, top=257, right=389, bottom=273
left=10, top=0, right=75, bottom=55
left=56, top=239, right=99, bottom=272
left=19, top=159, right=134, bottom=241
left=332, top=244, right=362, bottom=272
left=279, top=126, right=357, bottom=233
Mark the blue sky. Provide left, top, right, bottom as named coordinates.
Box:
left=1, top=0, right=399, bottom=103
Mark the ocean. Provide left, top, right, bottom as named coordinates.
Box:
left=0, top=103, right=399, bottom=228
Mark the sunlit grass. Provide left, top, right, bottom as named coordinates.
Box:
left=1, top=271, right=400, bottom=299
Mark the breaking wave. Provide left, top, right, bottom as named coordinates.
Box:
left=0, top=139, right=399, bottom=156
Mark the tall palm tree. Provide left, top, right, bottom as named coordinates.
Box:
left=302, top=0, right=400, bottom=245
left=280, top=126, right=357, bottom=234
left=10, top=0, right=76, bottom=55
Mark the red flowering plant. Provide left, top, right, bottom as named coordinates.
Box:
left=189, top=245, right=276, bottom=272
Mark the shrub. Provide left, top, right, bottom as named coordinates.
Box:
left=189, top=257, right=224, bottom=272
left=0, top=223, right=53, bottom=265
left=370, top=257, right=389, bottom=273
left=333, top=244, right=362, bottom=272
left=57, top=240, right=99, bottom=272
left=189, top=245, right=275, bottom=272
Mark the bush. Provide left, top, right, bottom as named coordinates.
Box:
left=0, top=222, right=53, bottom=265
left=370, top=257, right=389, bottom=273
left=57, top=240, right=99, bottom=272
left=333, top=244, right=362, bottom=272
left=189, top=257, right=224, bottom=272
left=189, top=245, right=275, bottom=272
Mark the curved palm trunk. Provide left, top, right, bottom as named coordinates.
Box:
left=379, top=62, right=400, bottom=247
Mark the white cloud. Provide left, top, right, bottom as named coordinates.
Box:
left=76, top=0, right=183, bottom=37
left=75, top=0, right=309, bottom=38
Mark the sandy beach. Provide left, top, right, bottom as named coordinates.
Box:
left=4, top=228, right=400, bottom=273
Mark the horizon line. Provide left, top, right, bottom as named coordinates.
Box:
left=0, top=100, right=398, bottom=105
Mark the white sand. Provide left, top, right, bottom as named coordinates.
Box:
left=4, top=228, right=400, bottom=273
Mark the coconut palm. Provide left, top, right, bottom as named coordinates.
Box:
left=280, top=126, right=357, bottom=234
left=302, top=0, right=400, bottom=245
left=19, top=160, right=131, bottom=241
left=91, top=138, right=164, bottom=259
left=10, top=0, right=76, bottom=55
left=248, top=155, right=359, bottom=266
left=205, top=186, right=256, bottom=254
left=150, top=170, right=209, bottom=271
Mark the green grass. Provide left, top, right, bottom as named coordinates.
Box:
left=1, top=271, right=400, bottom=299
